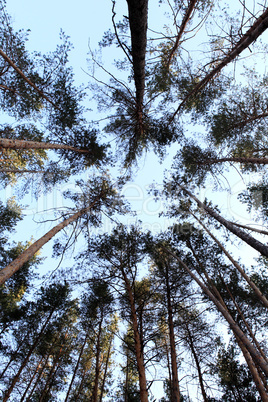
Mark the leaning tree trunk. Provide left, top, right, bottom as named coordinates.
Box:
left=180, top=186, right=268, bottom=257
left=161, top=247, right=268, bottom=378
left=170, top=7, right=268, bottom=120
left=92, top=316, right=104, bottom=402
left=0, top=194, right=102, bottom=285
left=191, top=211, right=268, bottom=310
left=0, top=48, right=59, bottom=110
left=0, top=137, right=90, bottom=154
left=3, top=308, right=54, bottom=402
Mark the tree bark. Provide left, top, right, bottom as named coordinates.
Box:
left=166, top=0, right=199, bottom=69
left=92, top=316, right=103, bottom=402
left=64, top=333, right=89, bottom=402
left=99, top=335, right=112, bottom=401
left=121, top=267, right=149, bottom=402
left=0, top=194, right=102, bottom=285
left=164, top=262, right=181, bottom=402
left=185, top=325, right=208, bottom=402
left=0, top=137, right=90, bottom=154
left=191, top=212, right=268, bottom=309
left=0, top=48, right=60, bottom=110
left=161, top=246, right=268, bottom=378
left=180, top=186, right=268, bottom=257
left=170, top=7, right=268, bottom=120
left=3, top=309, right=54, bottom=402
left=19, top=355, right=44, bottom=402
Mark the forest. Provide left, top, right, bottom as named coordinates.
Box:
left=1, top=0, right=268, bottom=400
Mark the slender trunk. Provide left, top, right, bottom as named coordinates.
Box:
left=0, top=48, right=60, bottom=110
left=191, top=211, right=268, bottom=309
left=74, top=368, right=87, bottom=402
left=235, top=331, right=268, bottom=401
left=0, top=138, right=90, bottom=154
left=164, top=263, right=180, bottom=402
left=166, top=0, right=198, bottom=69
left=197, top=156, right=268, bottom=165
left=180, top=186, right=268, bottom=257
left=0, top=194, right=102, bottom=285
left=170, top=7, right=268, bottom=120
left=0, top=337, right=27, bottom=380
left=19, top=355, right=44, bottom=402
left=125, top=349, right=129, bottom=402
left=25, top=350, right=52, bottom=402
left=227, top=220, right=268, bottom=236
left=3, top=309, right=54, bottom=402
left=99, top=336, right=112, bottom=401
left=185, top=326, right=208, bottom=402
left=121, top=268, right=149, bottom=402
left=92, top=316, right=103, bottom=402
left=64, top=333, right=89, bottom=402
left=161, top=246, right=268, bottom=377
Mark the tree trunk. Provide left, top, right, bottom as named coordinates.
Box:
left=3, top=308, right=54, bottom=401
left=0, top=137, right=90, bottom=154
left=170, top=7, right=268, bottom=119
left=19, top=355, right=44, bottom=402
left=164, top=263, right=181, bottom=402
left=180, top=186, right=268, bottom=257
left=0, top=48, right=59, bottom=110
left=191, top=211, right=268, bottom=309
left=25, top=349, right=52, bottom=402
left=99, top=335, right=112, bottom=401
left=185, top=326, right=208, bottom=402
left=121, top=268, right=149, bottom=402
left=64, top=333, right=89, bottom=402
left=166, top=0, right=198, bottom=69
left=92, top=316, right=103, bottom=402
left=162, top=246, right=268, bottom=378
left=0, top=194, right=102, bottom=285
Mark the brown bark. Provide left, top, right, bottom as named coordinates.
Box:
left=92, top=316, right=103, bottom=402
left=25, top=350, right=52, bottom=402
left=161, top=246, right=268, bottom=378
left=191, top=212, right=268, bottom=309
left=0, top=194, right=102, bottom=285
left=99, top=336, right=112, bottom=401
left=185, top=326, right=208, bottom=402
left=121, top=267, right=149, bottom=402
left=170, top=7, right=268, bottom=120
left=3, top=309, right=54, bottom=402
left=19, top=355, right=44, bottom=402
left=164, top=262, right=181, bottom=402
left=64, top=333, right=89, bottom=402
left=166, top=0, right=199, bottom=69
left=126, top=0, right=148, bottom=108
left=180, top=186, right=268, bottom=257
left=0, top=48, right=60, bottom=110
left=197, top=156, right=268, bottom=165
left=0, top=137, right=90, bottom=154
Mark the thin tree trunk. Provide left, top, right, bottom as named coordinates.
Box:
left=166, top=0, right=199, bottom=69
left=196, top=156, right=268, bottom=165
left=99, top=336, right=112, bottom=401
left=191, top=211, right=268, bottom=309
left=74, top=368, right=87, bottom=402
left=164, top=263, right=181, bottom=402
left=121, top=268, right=149, bottom=402
left=92, top=316, right=103, bottom=402
left=39, top=332, right=68, bottom=402
left=0, top=137, right=90, bottom=154
left=64, top=333, right=89, bottom=402
left=180, top=186, right=268, bottom=257
left=161, top=246, right=268, bottom=378
left=227, top=220, right=268, bottom=236
left=185, top=326, right=208, bottom=402
left=0, top=48, right=60, bottom=110
left=3, top=309, right=54, bottom=402
left=170, top=7, right=268, bottom=120
left=25, top=349, right=52, bottom=402
left=0, top=194, right=102, bottom=285
left=19, top=355, right=44, bottom=402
